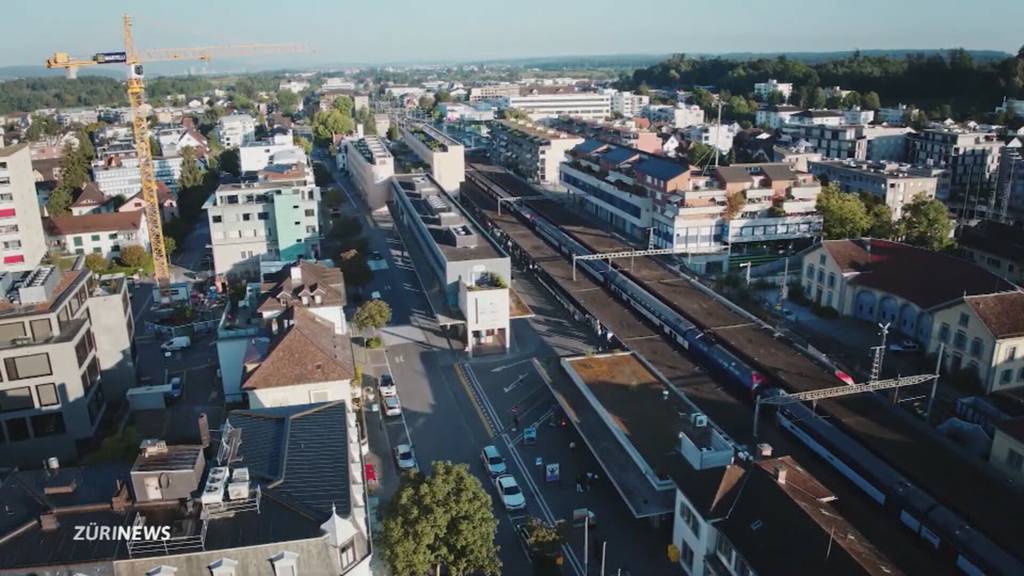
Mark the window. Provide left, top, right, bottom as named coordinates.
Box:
left=212, top=215, right=223, bottom=223
left=819, top=254, right=826, bottom=265
left=717, top=536, right=735, bottom=566
left=269, top=551, right=299, bottom=576
left=677, top=500, right=701, bottom=539
left=970, top=338, right=983, bottom=358
left=146, top=567, right=178, bottom=576
left=36, top=383, right=59, bottom=407
left=258, top=212, right=269, bottom=220
left=959, top=312, right=970, bottom=327
left=109, top=233, right=118, bottom=240
left=0, top=387, right=33, bottom=412
left=4, top=353, right=52, bottom=380
left=1007, top=448, right=1024, bottom=472
left=305, top=225, right=316, bottom=234
left=0, top=322, right=27, bottom=343
left=827, top=272, right=836, bottom=288
left=90, top=234, right=100, bottom=242
left=304, top=209, right=315, bottom=217
left=76, top=336, right=91, bottom=366
left=805, top=264, right=815, bottom=279
left=340, top=540, right=357, bottom=568
left=30, top=412, right=65, bottom=437
left=1007, top=346, right=1018, bottom=361
left=953, top=331, right=967, bottom=350
left=938, top=323, right=950, bottom=343
left=5, top=417, right=29, bottom=441
left=92, top=247, right=102, bottom=254
left=30, top=319, right=52, bottom=342
left=242, top=213, right=252, bottom=221
left=73, top=236, right=83, bottom=247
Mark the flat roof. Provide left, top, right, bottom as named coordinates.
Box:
left=494, top=119, right=581, bottom=142
left=393, top=174, right=505, bottom=263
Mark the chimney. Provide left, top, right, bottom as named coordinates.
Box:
left=198, top=413, right=210, bottom=448
left=290, top=263, right=303, bottom=284
left=775, top=465, right=788, bottom=485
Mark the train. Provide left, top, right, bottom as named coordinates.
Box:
left=468, top=171, right=1024, bottom=576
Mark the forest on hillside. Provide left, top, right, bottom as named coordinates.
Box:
left=623, top=48, right=1024, bottom=119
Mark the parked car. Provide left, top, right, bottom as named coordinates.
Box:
left=394, top=443, right=417, bottom=471
left=370, top=291, right=382, bottom=300
left=370, top=251, right=383, bottom=261
left=383, top=395, right=403, bottom=417
left=161, top=336, right=192, bottom=352
left=888, top=339, right=920, bottom=353
left=167, top=377, right=183, bottom=399
left=493, top=474, right=526, bottom=511
left=378, top=373, right=397, bottom=397
left=480, top=445, right=507, bottom=477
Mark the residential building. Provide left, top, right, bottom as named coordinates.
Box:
left=789, top=109, right=846, bottom=127
left=391, top=174, right=511, bottom=354
left=753, top=78, right=793, bottom=101
left=468, top=83, right=522, bottom=102
left=45, top=211, right=150, bottom=259
left=928, top=291, right=1024, bottom=393
left=342, top=136, right=395, bottom=210
left=278, top=79, right=310, bottom=94
left=0, top=144, right=47, bottom=271
left=437, top=102, right=495, bottom=122
left=773, top=143, right=824, bottom=172
left=611, top=91, right=650, bottom=117
left=801, top=239, right=1015, bottom=343
left=562, top=143, right=822, bottom=272
left=797, top=124, right=868, bottom=160
left=503, top=92, right=611, bottom=121
left=0, top=401, right=373, bottom=575
left=861, top=125, right=914, bottom=162
left=755, top=104, right=803, bottom=129
left=318, top=89, right=370, bottom=113
left=85, top=273, right=136, bottom=398
left=69, top=182, right=111, bottom=216
left=957, top=220, right=1024, bottom=284
left=322, top=77, right=355, bottom=91
left=682, top=122, right=740, bottom=153
left=906, top=128, right=1004, bottom=213
left=154, top=125, right=208, bottom=157
left=996, top=97, right=1024, bottom=119
left=844, top=106, right=876, bottom=125
left=808, top=160, right=940, bottom=218
left=990, top=417, right=1024, bottom=481
left=205, top=175, right=320, bottom=278
left=215, top=113, right=257, bottom=148
left=91, top=155, right=183, bottom=199
left=548, top=116, right=663, bottom=154
left=488, top=119, right=584, bottom=186
left=643, top=103, right=705, bottom=128
left=878, top=103, right=916, bottom=125
left=240, top=134, right=304, bottom=174
left=0, top=264, right=117, bottom=464
left=997, top=139, right=1024, bottom=222
left=400, top=123, right=466, bottom=193
left=56, top=107, right=99, bottom=127
left=118, top=181, right=179, bottom=222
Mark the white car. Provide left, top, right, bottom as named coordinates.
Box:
left=394, top=443, right=417, bottom=471
left=378, top=374, right=397, bottom=397
left=493, top=474, right=526, bottom=511
left=383, top=395, right=403, bottom=417
left=888, top=339, right=921, bottom=353
left=480, top=445, right=506, bottom=477
left=370, top=291, right=382, bottom=300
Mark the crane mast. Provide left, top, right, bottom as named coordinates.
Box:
left=123, top=15, right=170, bottom=285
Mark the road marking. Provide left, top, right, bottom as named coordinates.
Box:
left=392, top=355, right=404, bottom=364
left=503, top=373, right=529, bottom=394
left=454, top=363, right=496, bottom=438
left=490, top=358, right=532, bottom=373
left=381, top=349, right=413, bottom=446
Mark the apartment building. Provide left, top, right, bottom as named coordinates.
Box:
left=753, top=78, right=793, bottom=101
left=997, top=139, right=1024, bottom=222
left=205, top=175, right=320, bottom=278
left=862, top=125, right=914, bottom=161
left=561, top=143, right=822, bottom=272
left=318, top=89, right=370, bottom=113
left=844, top=106, right=876, bottom=125
left=215, top=113, right=257, bottom=148
left=789, top=109, right=845, bottom=127
left=906, top=128, right=1004, bottom=212
left=488, top=119, right=584, bottom=186
left=437, top=102, right=495, bottom=122
left=0, top=402, right=373, bottom=575
left=91, top=155, right=183, bottom=198
left=549, top=117, right=663, bottom=154
left=797, top=124, right=867, bottom=160
left=682, top=122, right=740, bottom=153
left=343, top=136, right=395, bottom=210
left=878, top=103, right=916, bottom=125
left=0, top=144, right=46, bottom=271
left=755, top=104, right=803, bottom=129
left=278, top=79, right=310, bottom=94
left=644, top=103, right=705, bottom=128
left=400, top=123, right=466, bottom=193
left=503, top=92, right=611, bottom=121
left=808, top=160, right=940, bottom=218
left=239, top=130, right=303, bottom=174
left=468, top=83, right=522, bottom=102
left=391, top=174, right=511, bottom=355
left=45, top=211, right=150, bottom=259
left=958, top=219, right=1024, bottom=284
left=0, top=265, right=114, bottom=464
left=611, top=91, right=650, bottom=117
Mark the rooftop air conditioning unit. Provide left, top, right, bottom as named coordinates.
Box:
left=691, top=413, right=708, bottom=428
left=227, top=481, right=250, bottom=500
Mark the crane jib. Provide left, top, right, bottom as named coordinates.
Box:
left=93, top=52, right=127, bottom=64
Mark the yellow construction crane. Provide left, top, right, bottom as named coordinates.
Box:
left=45, top=14, right=303, bottom=285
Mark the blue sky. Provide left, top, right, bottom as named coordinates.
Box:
left=5, top=0, right=1023, bottom=68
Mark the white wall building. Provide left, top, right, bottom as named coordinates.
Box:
left=0, top=145, right=46, bottom=271
left=278, top=79, right=310, bottom=94
left=342, top=136, right=395, bottom=211
left=216, top=113, right=257, bottom=148
left=843, top=107, right=876, bottom=125
left=400, top=123, right=466, bottom=193
left=755, top=105, right=803, bottom=129
left=503, top=93, right=611, bottom=121
left=644, top=104, right=705, bottom=128
left=91, top=156, right=182, bottom=199
left=753, top=78, right=793, bottom=101
left=683, top=123, right=740, bottom=153
left=611, top=91, right=651, bottom=117
left=45, top=211, right=150, bottom=259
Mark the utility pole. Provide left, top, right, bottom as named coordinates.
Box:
left=713, top=98, right=723, bottom=169
left=870, top=322, right=891, bottom=382
left=926, top=343, right=945, bottom=421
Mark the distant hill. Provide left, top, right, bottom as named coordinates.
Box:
left=706, top=49, right=1012, bottom=64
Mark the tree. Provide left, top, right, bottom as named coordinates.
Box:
left=418, top=94, right=435, bottom=111
left=520, top=518, right=562, bottom=576
left=84, top=253, right=108, bottom=273
left=503, top=108, right=529, bottom=121
left=636, top=83, right=651, bottom=96
left=862, top=91, right=881, bottom=111
left=353, top=299, right=392, bottom=334
left=866, top=202, right=896, bottom=238
left=57, top=142, right=90, bottom=191
left=387, top=124, right=400, bottom=141
left=841, top=91, right=862, bottom=109
left=164, top=236, right=177, bottom=256
left=332, top=95, right=354, bottom=116
left=380, top=461, right=501, bottom=576
left=219, top=148, right=241, bottom=177
left=686, top=142, right=715, bottom=167
left=810, top=87, right=827, bottom=109
left=293, top=135, right=312, bottom=156
left=898, top=196, right=954, bottom=251
left=817, top=184, right=870, bottom=239
left=276, top=89, right=299, bottom=114
left=46, top=187, right=73, bottom=217
left=339, top=249, right=372, bottom=288
left=313, top=109, right=355, bottom=143
left=177, top=146, right=205, bottom=189
left=119, top=245, right=149, bottom=269
left=723, top=190, right=746, bottom=220
left=767, top=90, right=785, bottom=105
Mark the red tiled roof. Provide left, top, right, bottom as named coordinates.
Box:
left=71, top=182, right=107, bottom=207
left=45, top=211, right=143, bottom=236
left=964, top=291, right=1024, bottom=339
left=258, top=261, right=345, bottom=313
left=242, top=307, right=354, bottom=390
left=822, top=239, right=1015, bottom=309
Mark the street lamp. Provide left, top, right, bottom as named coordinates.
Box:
left=738, top=261, right=752, bottom=286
